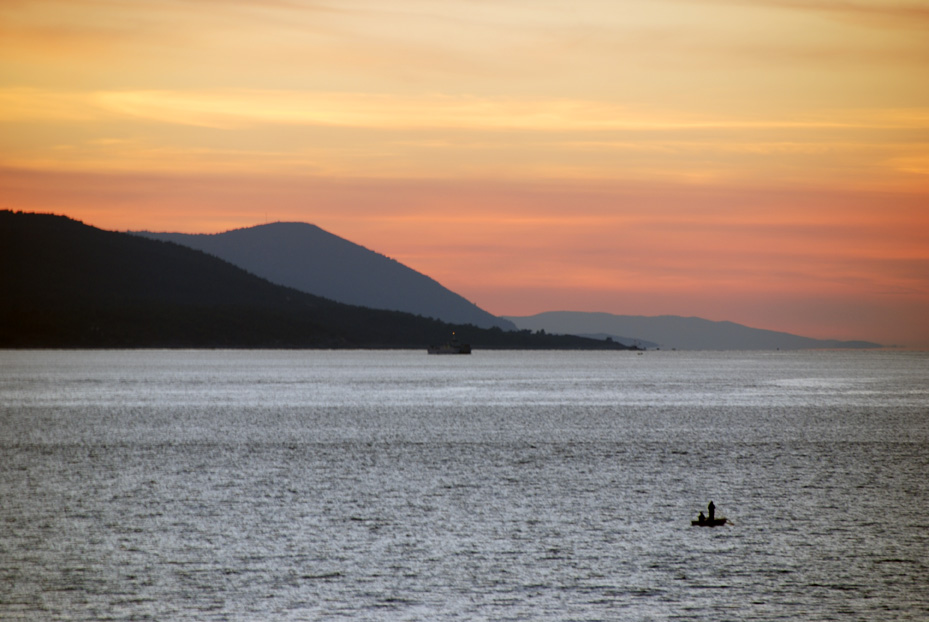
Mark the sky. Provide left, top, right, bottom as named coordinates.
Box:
left=2, top=0, right=929, bottom=347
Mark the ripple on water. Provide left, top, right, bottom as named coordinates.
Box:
left=1, top=350, right=928, bottom=621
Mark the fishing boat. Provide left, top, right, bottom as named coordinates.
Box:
left=691, top=517, right=729, bottom=527
left=692, top=501, right=728, bottom=526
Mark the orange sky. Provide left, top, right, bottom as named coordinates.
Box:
left=3, top=0, right=929, bottom=347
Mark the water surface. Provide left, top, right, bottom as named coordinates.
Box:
left=1, top=350, right=927, bottom=620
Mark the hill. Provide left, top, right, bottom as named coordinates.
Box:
left=0, top=211, right=628, bottom=350
left=133, top=223, right=514, bottom=330
left=503, top=311, right=881, bottom=350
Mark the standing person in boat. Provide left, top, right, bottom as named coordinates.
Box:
left=707, top=500, right=715, bottom=522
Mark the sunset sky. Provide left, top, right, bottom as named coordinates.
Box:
left=3, top=0, right=928, bottom=347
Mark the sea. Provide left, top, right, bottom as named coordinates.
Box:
left=1, top=349, right=927, bottom=621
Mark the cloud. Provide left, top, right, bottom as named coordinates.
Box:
left=4, top=86, right=928, bottom=194
left=676, top=0, right=929, bottom=32
left=757, top=0, right=929, bottom=24
left=676, top=0, right=929, bottom=21
left=0, top=88, right=100, bottom=121
left=0, top=88, right=910, bottom=133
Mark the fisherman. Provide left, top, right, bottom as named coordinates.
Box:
left=697, top=511, right=706, bottom=524
left=708, top=501, right=715, bottom=522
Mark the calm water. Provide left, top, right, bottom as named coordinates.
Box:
left=1, top=349, right=928, bottom=621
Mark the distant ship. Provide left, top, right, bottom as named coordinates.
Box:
left=428, top=333, right=471, bottom=354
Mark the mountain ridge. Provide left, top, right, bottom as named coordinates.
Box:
left=504, top=311, right=881, bottom=350
left=0, top=210, right=627, bottom=350
left=3, top=211, right=880, bottom=350
left=133, top=222, right=514, bottom=330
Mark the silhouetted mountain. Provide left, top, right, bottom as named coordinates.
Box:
left=133, top=223, right=515, bottom=330
left=504, top=311, right=881, bottom=350
left=1, top=211, right=629, bottom=350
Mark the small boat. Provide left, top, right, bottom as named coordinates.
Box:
left=691, top=517, right=729, bottom=527
left=427, top=334, right=471, bottom=355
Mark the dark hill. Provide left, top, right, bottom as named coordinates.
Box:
left=0, top=211, right=629, bottom=350
left=134, top=223, right=515, bottom=330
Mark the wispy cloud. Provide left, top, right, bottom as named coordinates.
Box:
left=3, top=86, right=927, bottom=192
left=755, top=0, right=929, bottom=24
left=6, top=87, right=926, bottom=132
left=0, top=88, right=100, bottom=121
left=681, top=0, right=929, bottom=26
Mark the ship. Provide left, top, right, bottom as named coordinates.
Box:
left=428, top=333, right=471, bottom=354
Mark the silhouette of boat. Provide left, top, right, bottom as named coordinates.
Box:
left=428, top=334, right=471, bottom=354
left=691, top=517, right=729, bottom=527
